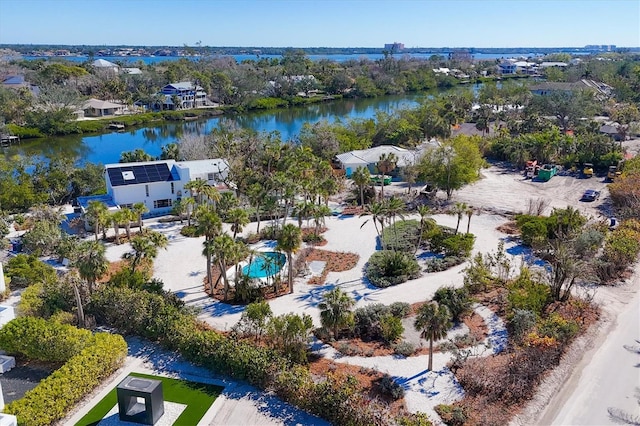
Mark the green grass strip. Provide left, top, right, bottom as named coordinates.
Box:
left=75, top=372, right=223, bottom=426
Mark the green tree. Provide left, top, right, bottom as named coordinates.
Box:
left=74, top=240, right=108, bottom=295
left=319, top=287, right=355, bottom=340
left=267, top=312, right=314, bottom=363
left=418, top=135, right=484, bottom=199
left=227, top=207, right=249, bottom=239
left=351, top=166, right=370, bottom=207
left=449, top=202, right=468, bottom=235
left=276, top=223, right=302, bottom=294
left=240, top=300, right=273, bottom=342
left=85, top=200, right=109, bottom=241
left=377, top=152, right=397, bottom=199
left=21, top=220, right=62, bottom=256
left=414, top=302, right=452, bottom=371
left=132, top=202, right=148, bottom=229
left=122, top=229, right=168, bottom=273
left=119, top=149, right=154, bottom=163
left=196, top=207, right=223, bottom=287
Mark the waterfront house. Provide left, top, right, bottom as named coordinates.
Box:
left=78, top=159, right=229, bottom=219
left=1, top=75, right=40, bottom=96
left=158, top=82, right=207, bottom=110
left=92, top=59, right=119, bottom=74
left=82, top=98, right=126, bottom=117
left=497, top=61, right=517, bottom=75
left=529, top=79, right=612, bottom=97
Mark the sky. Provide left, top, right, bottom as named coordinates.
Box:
left=0, top=0, right=638, bottom=48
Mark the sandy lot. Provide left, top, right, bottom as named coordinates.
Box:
left=72, top=155, right=638, bottom=425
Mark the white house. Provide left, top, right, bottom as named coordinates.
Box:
left=77, top=158, right=229, bottom=218
left=92, top=59, right=119, bottom=74
left=335, top=145, right=418, bottom=177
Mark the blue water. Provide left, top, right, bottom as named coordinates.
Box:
left=242, top=252, right=286, bottom=278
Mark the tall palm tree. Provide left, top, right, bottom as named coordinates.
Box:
left=75, top=240, right=108, bottom=295
left=132, top=202, right=148, bottom=229
left=414, top=301, right=452, bottom=371
left=121, top=208, right=136, bottom=241
left=212, top=234, right=235, bottom=301
left=196, top=207, right=222, bottom=286
left=227, top=207, right=249, bottom=239
left=360, top=201, right=388, bottom=248
left=110, top=209, right=127, bottom=245
left=201, top=184, right=221, bottom=209
left=276, top=223, right=302, bottom=294
left=171, top=199, right=186, bottom=224
left=449, top=202, right=468, bottom=235
left=122, top=229, right=168, bottom=273
left=318, top=287, right=355, bottom=340
left=351, top=166, right=371, bottom=207
left=182, top=197, right=197, bottom=226
left=185, top=179, right=208, bottom=205
left=377, top=152, right=397, bottom=200
left=465, top=205, right=475, bottom=234
left=86, top=200, right=109, bottom=242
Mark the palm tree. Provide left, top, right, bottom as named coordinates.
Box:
left=182, top=197, right=197, bottom=226
left=110, top=210, right=128, bottom=245
left=415, top=205, right=436, bottom=255
left=132, top=202, right=148, bottom=229
left=414, top=301, right=452, bottom=371
left=212, top=234, right=235, bottom=301
left=86, top=201, right=109, bottom=242
left=185, top=179, right=208, bottom=205
left=201, top=184, right=221, bottom=209
left=227, top=207, right=249, bottom=239
left=122, top=229, right=168, bottom=273
left=449, top=202, right=468, bottom=235
left=171, top=199, right=186, bottom=224
left=196, top=207, right=222, bottom=286
left=121, top=208, right=136, bottom=241
left=351, top=166, right=371, bottom=206
left=377, top=152, right=397, bottom=200
left=465, top=205, right=475, bottom=234
left=75, top=240, right=108, bottom=295
left=319, top=287, right=355, bottom=340
left=276, top=223, right=302, bottom=294
left=360, top=201, right=387, bottom=248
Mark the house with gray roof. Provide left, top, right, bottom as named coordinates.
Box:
left=336, top=145, right=419, bottom=177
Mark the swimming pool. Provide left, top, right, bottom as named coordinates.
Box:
left=242, top=252, right=286, bottom=278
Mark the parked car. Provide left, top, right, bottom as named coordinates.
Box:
left=581, top=189, right=601, bottom=201
left=583, top=163, right=594, bottom=178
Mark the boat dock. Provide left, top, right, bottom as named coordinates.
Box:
left=0, top=135, right=19, bottom=147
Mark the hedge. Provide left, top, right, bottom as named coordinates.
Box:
left=1, top=319, right=127, bottom=426
left=0, top=317, right=93, bottom=362
left=88, top=286, right=409, bottom=425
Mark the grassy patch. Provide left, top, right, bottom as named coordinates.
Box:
left=75, top=372, right=223, bottom=426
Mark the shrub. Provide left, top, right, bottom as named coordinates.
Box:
left=353, top=303, right=390, bottom=340
left=382, top=220, right=421, bottom=252
left=507, top=267, right=550, bottom=317
left=365, top=250, right=421, bottom=288
left=249, top=97, right=289, bottom=109
left=378, top=374, right=405, bottom=400
left=180, top=225, right=199, bottom=237
left=434, top=286, right=472, bottom=321
left=440, top=233, right=475, bottom=257
left=435, top=404, right=468, bottom=426
left=393, top=341, right=415, bottom=357
left=379, top=314, right=404, bottom=344
left=6, top=123, right=44, bottom=139
left=0, top=316, right=93, bottom=362
left=4, top=332, right=127, bottom=426
left=5, top=254, right=57, bottom=288
left=537, top=313, right=579, bottom=343
left=389, top=301, right=411, bottom=318
left=397, top=412, right=433, bottom=426
left=509, top=309, right=537, bottom=342
left=424, top=256, right=465, bottom=273
left=516, top=215, right=549, bottom=247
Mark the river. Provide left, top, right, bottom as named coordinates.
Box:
left=5, top=90, right=470, bottom=165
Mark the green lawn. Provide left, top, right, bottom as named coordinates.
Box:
left=75, top=372, right=223, bottom=426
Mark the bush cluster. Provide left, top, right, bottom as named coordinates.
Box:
left=424, top=256, right=465, bottom=273
left=365, top=250, right=421, bottom=288
left=0, top=318, right=127, bottom=426
left=88, top=286, right=399, bottom=425
left=433, top=286, right=472, bottom=322
left=378, top=374, right=405, bottom=400
left=599, top=219, right=640, bottom=279
left=353, top=302, right=409, bottom=343
left=393, top=341, right=416, bottom=357
left=382, top=220, right=421, bottom=252
left=4, top=253, right=57, bottom=288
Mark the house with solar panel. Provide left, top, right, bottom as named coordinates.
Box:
left=77, top=158, right=229, bottom=220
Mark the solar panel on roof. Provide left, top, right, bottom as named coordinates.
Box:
left=107, top=163, right=175, bottom=187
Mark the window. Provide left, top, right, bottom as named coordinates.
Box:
left=119, top=203, right=133, bottom=210
left=207, top=173, right=215, bottom=181
left=153, top=199, right=173, bottom=209
left=145, top=185, right=149, bottom=197
left=171, top=182, right=175, bottom=194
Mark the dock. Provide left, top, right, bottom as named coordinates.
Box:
left=0, top=135, right=19, bottom=147
left=108, top=123, right=125, bottom=130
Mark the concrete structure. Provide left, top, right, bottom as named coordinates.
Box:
left=0, top=355, right=15, bottom=373
left=0, top=305, right=15, bottom=328
left=0, top=414, right=17, bottom=426
left=117, top=376, right=164, bottom=425
left=78, top=159, right=229, bottom=218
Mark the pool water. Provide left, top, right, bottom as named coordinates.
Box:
left=242, top=252, right=286, bottom=278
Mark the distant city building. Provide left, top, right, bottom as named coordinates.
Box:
left=384, top=42, right=404, bottom=52
left=585, top=44, right=616, bottom=52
